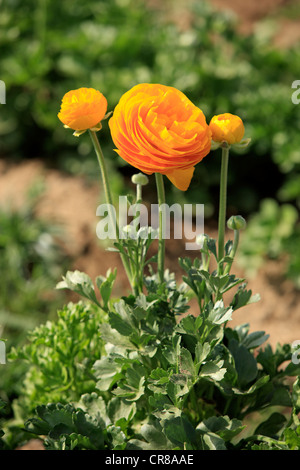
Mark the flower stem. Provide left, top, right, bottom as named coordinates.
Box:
left=224, top=229, right=239, bottom=275
left=217, top=145, right=229, bottom=274
left=155, top=173, right=166, bottom=284
left=89, top=130, right=133, bottom=286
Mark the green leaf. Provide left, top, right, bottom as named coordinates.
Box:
left=99, top=322, right=136, bottom=350
left=56, top=270, right=100, bottom=306
left=199, top=361, right=226, bottom=382
left=197, top=415, right=244, bottom=441
left=179, top=347, right=195, bottom=377
left=108, top=311, right=133, bottom=336
left=25, top=403, right=105, bottom=450
left=202, top=432, right=226, bottom=450
left=283, top=427, right=300, bottom=450
left=107, top=425, right=126, bottom=449
left=107, top=397, right=136, bottom=424
left=208, top=301, right=233, bottom=325
left=254, top=412, right=287, bottom=438
left=207, top=238, right=217, bottom=259
left=112, top=362, right=146, bottom=402
left=292, top=377, right=300, bottom=409
left=93, top=355, right=124, bottom=391
left=96, top=268, right=117, bottom=309
left=228, top=338, right=258, bottom=388
left=162, top=416, right=196, bottom=448
left=127, top=423, right=174, bottom=450
left=241, top=330, right=269, bottom=349
left=195, top=342, right=211, bottom=372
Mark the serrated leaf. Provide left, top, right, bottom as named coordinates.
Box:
left=195, top=342, right=211, bottom=371
left=179, top=347, right=195, bottom=377
left=163, top=416, right=196, bottom=448
left=56, top=270, right=100, bottom=306
left=200, top=361, right=226, bottom=381
left=207, top=238, right=217, bottom=259
left=109, top=311, right=133, bottom=336
left=99, top=323, right=136, bottom=350
left=113, top=362, right=146, bottom=402
left=229, top=339, right=258, bottom=388
left=107, top=397, right=136, bottom=424
left=197, top=415, right=244, bottom=441
left=208, top=300, right=233, bottom=325
left=93, top=356, right=123, bottom=391
left=96, top=268, right=117, bottom=309
left=254, top=412, right=286, bottom=438
left=127, top=423, right=174, bottom=450
left=202, top=432, right=226, bottom=450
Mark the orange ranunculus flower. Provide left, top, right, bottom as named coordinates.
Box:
left=108, top=83, right=212, bottom=191
left=58, top=87, right=107, bottom=132
left=209, top=113, right=245, bottom=145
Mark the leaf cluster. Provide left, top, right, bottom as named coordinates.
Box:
left=4, top=262, right=300, bottom=450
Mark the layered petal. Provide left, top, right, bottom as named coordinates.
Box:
left=209, top=113, right=244, bottom=145
left=109, top=83, right=212, bottom=190
left=58, top=88, right=108, bottom=131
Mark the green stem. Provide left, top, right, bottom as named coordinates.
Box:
left=89, top=130, right=133, bottom=286
left=136, top=183, right=142, bottom=205
left=224, top=229, right=239, bottom=275
left=135, top=183, right=142, bottom=231
left=155, top=173, right=166, bottom=284
left=217, top=145, right=230, bottom=274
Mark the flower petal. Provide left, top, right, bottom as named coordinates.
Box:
left=165, top=167, right=195, bottom=191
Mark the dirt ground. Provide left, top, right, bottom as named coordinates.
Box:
left=149, top=0, right=300, bottom=46
left=0, top=158, right=299, bottom=350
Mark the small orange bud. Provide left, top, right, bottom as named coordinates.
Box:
left=209, top=113, right=245, bottom=145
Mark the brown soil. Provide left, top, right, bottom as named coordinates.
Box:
left=149, top=0, right=300, bottom=46
left=1, top=158, right=299, bottom=349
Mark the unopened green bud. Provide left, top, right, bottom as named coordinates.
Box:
left=131, top=172, right=149, bottom=186
left=227, top=215, right=246, bottom=231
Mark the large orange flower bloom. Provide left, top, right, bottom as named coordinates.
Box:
left=58, top=87, right=107, bottom=131
left=109, top=83, right=212, bottom=191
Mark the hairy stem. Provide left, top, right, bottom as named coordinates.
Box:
left=155, top=173, right=166, bottom=284
left=217, top=145, right=229, bottom=274
left=89, top=130, right=133, bottom=287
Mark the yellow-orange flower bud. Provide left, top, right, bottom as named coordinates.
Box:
left=58, top=87, right=107, bottom=132
left=209, top=113, right=245, bottom=145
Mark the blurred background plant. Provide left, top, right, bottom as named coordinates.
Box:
left=0, top=183, right=70, bottom=405
left=237, top=198, right=300, bottom=287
